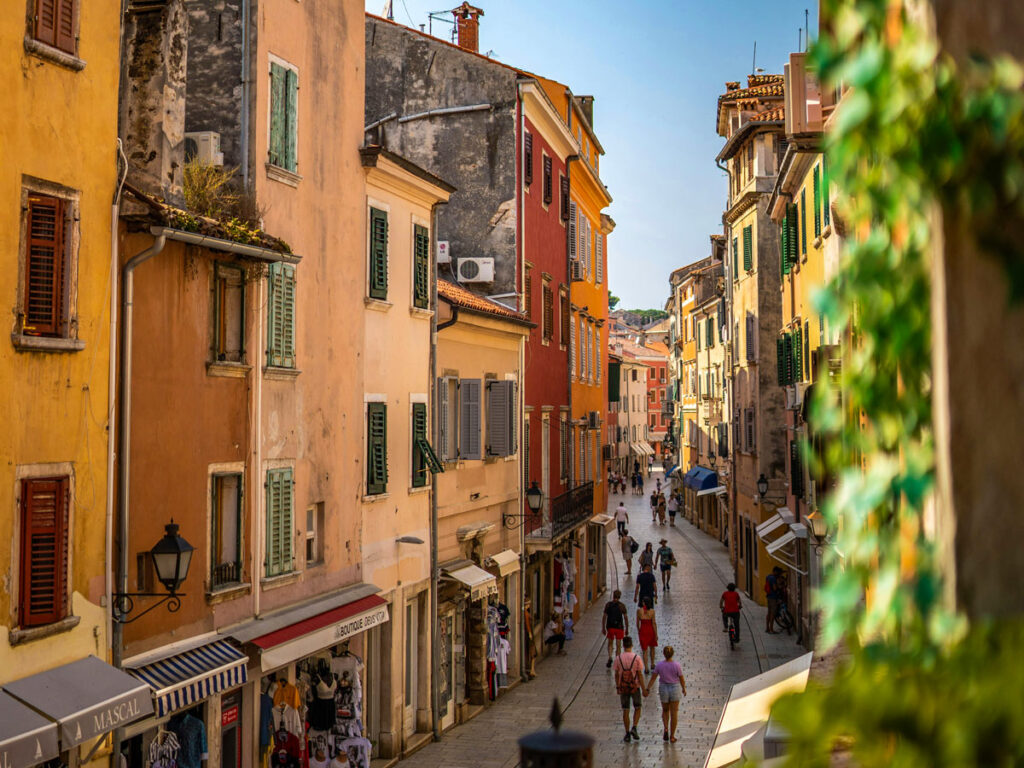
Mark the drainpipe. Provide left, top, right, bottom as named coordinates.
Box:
left=429, top=199, right=447, bottom=741
left=515, top=81, right=528, bottom=687
left=240, top=0, right=251, bottom=189
left=252, top=272, right=263, bottom=620
left=716, top=157, right=739, bottom=577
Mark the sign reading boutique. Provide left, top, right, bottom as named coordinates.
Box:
left=259, top=601, right=390, bottom=672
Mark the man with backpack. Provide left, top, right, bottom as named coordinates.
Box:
left=619, top=530, right=638, bottom=576
left=602, top=590, right=629, bottom=668
left=613, top=636, right=645, bottom=742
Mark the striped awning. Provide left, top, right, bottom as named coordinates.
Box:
left=127, top=640, right=248, bottom=717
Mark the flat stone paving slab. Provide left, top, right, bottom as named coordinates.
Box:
left=397, top=470, right=805, bottom=768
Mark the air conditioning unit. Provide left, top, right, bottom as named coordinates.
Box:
left=437, top=240, right=451, bottom=264
left=588, top=411, right=601, bottom=429
left=457, top=257, right=494, bottom=283
left=570, top=260, right=585, bottom=282
left=184, top=131, right=224, bottom=166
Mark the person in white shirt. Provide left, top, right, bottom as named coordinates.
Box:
left=615, top=502, right=629, bottom=536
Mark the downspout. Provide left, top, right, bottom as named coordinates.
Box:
left=716, top=157, right=739, bottom=576
left=252, top=272, right=263, bottom=619
left=515, top=81, right=528, bottom=687
left=240, top=0, right=251, bottom=189
left=565, top=153, right=578, bottom=486
left=436, top=306, right=459, bottom=331
left=429, top=199, right=447, bottom=741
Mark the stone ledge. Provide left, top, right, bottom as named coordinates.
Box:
left=24, top=37, right=86, bottom=71
left=11, top=333, right=85, bottom=353
left=9, top=615, right=81, bottom=646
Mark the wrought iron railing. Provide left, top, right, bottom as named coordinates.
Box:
left=211, top=560, right=241, bottom=589
left=524, top=482, right=595, bottom=540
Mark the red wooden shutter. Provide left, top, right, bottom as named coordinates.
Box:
left=24, top=195, right=66, bottom=337
left=35, top=0, right=58, bottom=47
left=20, top=478, right=69, bottom=628
left=55, top=0, right=76, bottom=54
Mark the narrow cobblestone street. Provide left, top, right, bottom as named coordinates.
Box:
left=397, top=470, right=805, bottom=768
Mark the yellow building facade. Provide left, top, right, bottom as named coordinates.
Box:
left=0, top=2, right=143, bottom=765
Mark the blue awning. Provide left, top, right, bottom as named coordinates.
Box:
left=684, top=466, right=718, bottom=491
left=127, top=640, right=248, bottom=717
left=665, top=464, right=679, bottom=478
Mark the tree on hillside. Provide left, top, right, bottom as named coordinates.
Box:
left=608, top=294, right=620, bottom=310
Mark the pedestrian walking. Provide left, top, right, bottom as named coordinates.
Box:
left=656, top=477, right=662, bottom=493
left=613, top=637, right=645, bottom=742
left=720, top=582, right=742, bottom=641
left=638, top=542, right=654, bottom=571
left=619, top=530, right=637, bottom=575
left=543, top=613, right=567, bottom=655
left=644, top=645, right=686, bottom=743
left=602, top=589, right=629, bottom=667
left=633, top=459, right=641, bottom=476
left=635, top=472, right=645, bottom=495
left=649, top=490, right=658, bottom=522
left=630, top=473, right=638, bottom=495
left=655, top=538, right=675, bottom=590
left=615, top=501, right=629, bottom=536
left=657, top=493, right=667, bottom=525
left=667, top=492, right=679, bottom=526
left=636, top=597, right=658, bottom=669
left=765, top=566, right=783, bottom=634
left=634, top=563, right=658, bottom=607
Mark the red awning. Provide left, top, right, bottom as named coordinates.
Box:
left=251, top=595, right=388, bottom=649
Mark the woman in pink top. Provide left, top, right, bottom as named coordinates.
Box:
left=644, top=645, right=686, bottom=742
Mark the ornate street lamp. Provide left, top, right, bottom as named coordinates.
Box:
left=519, top=699, right=593, bottom=768
left=757, top=473, right=769, bottom=498
left=708, top=450, right=717, bottom=468
left=114, top=520, right=194, bottom=623
left=807, top=510, right=828, bottom=551
left=505, top=481, right=544, bottom=529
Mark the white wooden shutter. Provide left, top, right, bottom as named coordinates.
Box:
left=568, top=202, right=577, bottom=260
left=459, top=379, right=482, bottom=460
left=569, top=318, right=576, bottom=379
left=595, top=233, right=603, bottom=284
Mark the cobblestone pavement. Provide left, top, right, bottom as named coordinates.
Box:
left=397, top=470, right=805, bottom=768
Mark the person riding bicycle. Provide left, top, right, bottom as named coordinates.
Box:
left=720, top=582, right=742, bottom=642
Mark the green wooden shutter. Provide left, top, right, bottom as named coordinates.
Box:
left=742, top=225, right=753, bottom=271
left=285, top=68, right=298, bottom=172
left=823, top=156, right=830, bottom=228
left=369, top=207, right=388, bottom=300
left=267, top=263, right=296, bottom=368
left=804, top=320, right=811, bottom=381
left=265, top=468, right=293, bottom=577
left=790, top=440, right=804, bottom=498
left=794, top=326, right=803, bottom=382
left=413, top=224, right=430, bottom=309
left=269, top=63, right=287, bottom=167
left=813, top=166, right=822, bottom=237
left=783, top=333, right=793, bottom=385
left=412, top=402, right=428, bottom=488
left=800, top=189, right=807, bottom=255
left=786, top=203, right=799, bottom=268
left=732, top=236, right=739, bottom=280
left=367, top=403, right=388, bottom=495
left=777, top=336, right=785, bottom=385
left=781, top=215, right=790, bottom=276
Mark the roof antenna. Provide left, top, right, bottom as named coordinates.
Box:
left=805, top=8, right=810, bottom=51
left=798, top=28, right=802, bottom=52
left=751, top=41, right=757, bottom=75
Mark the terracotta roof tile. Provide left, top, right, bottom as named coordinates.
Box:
left=747, top=73, right=784, bottom=87
left=750, top=106, right=785, bottom=122
left=437, top=279, right=525, bottom=321
left=718, top=81, right=784, bottom=104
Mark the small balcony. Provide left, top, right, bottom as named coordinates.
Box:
left=525, top=482, right=594, bottom=548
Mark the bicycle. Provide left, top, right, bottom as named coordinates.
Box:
left=775, top=601, right=794, bottom=635
left=725, top=612, right=740, bottom=650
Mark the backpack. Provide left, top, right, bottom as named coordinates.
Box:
left=616, top=654, right=642, bottom=694
left=630, top=539, right=640, bottom=554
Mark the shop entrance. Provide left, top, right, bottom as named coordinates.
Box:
left=438, top=609, right=455, bottom=730
left=403, top=600, right=419, bottom=738
left=220, top=691, right=242, bottom=768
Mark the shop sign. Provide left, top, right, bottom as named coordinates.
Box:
left=332, top=604, right=389, bottom=643
left=221, top=705, right=239, bottom=727
left=260, top=604, right=390, bottom=671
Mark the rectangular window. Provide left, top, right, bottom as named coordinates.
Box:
left=804, top=321, right=811, bottom=381
left=595, top=232, right=604, bottom=284
left=790, top=440, right=804, bottom=498
left=523, top=417, right=531, bottom=491
left=786, top=203, right=799, bottom=268
left=23, top=194, right=68, bottom=338
left=269, top=62, right=298, bottom=172
left=560, top=290, right=570, bottom=345
left=523, top=132, right=533, bottom=186
left=213, top=262, right=245, bottom=363
left=211, top=473, right=242, bottom=588
left=745, top=313, right=756, bottom=362
left=486, top=380, right=517, bottom=457
left=459, top=378, right=482, bottom=460
left=800, top=189, right=808, bottom=255
left=367, top=402, right=388, bottom=495
left=437, top=377, right=459, bottom=461
left=524, top=269, right=532, bottom=318
left=781, top=214, right=791, bottom=276
left=368, top=207, right=389, bottom=300
left=732, top=236, right=739, bottom=280
left=560, top=176, right=570, bottom=222
left=568, top=202, right=577, bottom=259
left=411, top=401, right=443, bottom=487
left=413, top=224, right=429, bottom=309
left=306, top=502, right=324, bottom=567
left=560, top=417, right=569, bottom=482
left=267, top=263, right=296, bottom=368
left=742, top=225, right=753, bottom=271
left=813, top=166, right=822, bottom=237
left=569, top=316, right=576, bottom=379
left=19, top=477, right=69, bottom=628
left=33, top=0, right=78, bottom=55
left=542, top=283, right=553, bottom=341
left=746, top=140, right=754, bottom=179
left=542, top=156, right=553, bottom=205
left=265, top=468, right=293, bottom=577
left=823, top=156, right=831, bottom=228
left=744, top=408, right=756, bottom=452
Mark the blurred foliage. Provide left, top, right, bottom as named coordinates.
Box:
left=609, top=294, right=621, bottom=310
left=619, top=308, right=668, bottom=325
left=774, top=0, right=1024, bottom=763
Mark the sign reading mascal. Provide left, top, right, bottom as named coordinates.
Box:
left=260, top=603, right=390, bottom=672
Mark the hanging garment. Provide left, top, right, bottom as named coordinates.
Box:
left=261, top=693, right=275, bottom=749
left=269, top=730, right=301, bottom=768
left=168, top=714, right=207, bottom=768
left=273, top=681, right=302, bottom=711
left=275, top=704, right=303, bottom=737
left=563, top=616, right=575, bottom=641
left=337, top=737, right=372, bottom=768
left=493, top=637, right=511, bottom=675
left=148, top=731, right=180, bottom=768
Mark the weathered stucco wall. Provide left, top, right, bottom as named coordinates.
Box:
left=365, top=16, right=518, bottom=295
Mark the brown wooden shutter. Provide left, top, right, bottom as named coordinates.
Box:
left=523, top=133, right=533, bottom=186
left=55, top=0, right=76, bottom=54
left=35, top=0, right=58, bottom=47
left=560, top=176, right=570, bottom=221
left=24, top=194, right=66, bottom=337
left=543, top=285, right=553, bottom=340
left=560, top=292, right=570, bottom=344
left=20, top=478, right=69, bottom=628
left=524, top=271, right=532, bottom=318
left=543, top=156, right=553, bottom=205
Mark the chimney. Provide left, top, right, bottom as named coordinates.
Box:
left=452, top=2, right=483, bottom=53
left=575, top=95, right=595, bottom=129
left=120, top=0, right=190, bottom=207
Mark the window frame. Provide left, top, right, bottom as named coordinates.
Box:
left=542, top=154, right=553, bottom=206
left=264, top=466, right=294, bottom=578
left=266, top=262, right=296, bottom=369
left=18, top=475, right=71, bottom=629
left=210, top=470, right=244, bottom=589
left=267, top=56, right=300, bottom=176
left=213, top=261, right=246, bottom=364
left=366, top=401, right=389, bottom=495
left=367, top=205, right=389, bottom=301
left=29, top=0, right=79, bottom=59
left=412, top=221, right=430, bottom=310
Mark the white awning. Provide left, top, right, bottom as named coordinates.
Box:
left=444, top=564, right=498, bottom=601
left=755, top=508, right=794, bottom=538
left=765, top=523, right=808, bottom=555
left=630, top=441, right=654, bottom=456
left=485, top=549, right=520, bottom=577
left=696, top=485, right=727, bottom=497
left=704, top=653, right=813, bottom=768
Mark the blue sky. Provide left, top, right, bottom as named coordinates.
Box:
left=366, top=0, right=817, bottom=309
